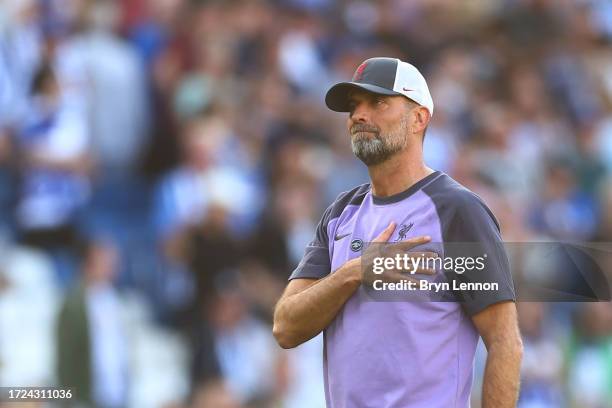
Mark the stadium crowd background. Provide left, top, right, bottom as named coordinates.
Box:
left=1, top=0, right=612, bottom=407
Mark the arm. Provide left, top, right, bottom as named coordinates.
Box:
left=273, top=223, right=433, bottom=349
left=273, top=222, right=399, bottom=349
left=472, top=301, right=523, bottom=408
left=28, top=150, right=93, bottom=173
left=272, top=258, right=361, bottom=349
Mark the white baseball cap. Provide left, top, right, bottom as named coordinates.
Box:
left=325, top=57, right=434, bottom=116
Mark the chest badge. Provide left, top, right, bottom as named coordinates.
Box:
left=350, top=239, right=363, bottom=252
left=395, top=222, right=414, bottom=241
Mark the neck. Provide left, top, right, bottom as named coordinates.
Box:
left=367, top=146, right=433, bottom=198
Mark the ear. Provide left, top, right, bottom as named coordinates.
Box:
left=411, top=106, right=431, bottom=134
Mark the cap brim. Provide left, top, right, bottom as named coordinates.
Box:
left=325, top=82, right=402, bottom=112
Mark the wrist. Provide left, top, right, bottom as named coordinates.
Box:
left=338, top=258, right=362, bottom=286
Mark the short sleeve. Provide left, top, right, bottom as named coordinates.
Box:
left=288, top=205, right=333, bottom=280
left=443, top=194, right=516, bottom=316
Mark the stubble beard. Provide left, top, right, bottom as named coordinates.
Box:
left=350, top=115, right=410, bottom=166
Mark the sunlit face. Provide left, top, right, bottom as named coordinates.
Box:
left=346, top=90, right=416, bottom=166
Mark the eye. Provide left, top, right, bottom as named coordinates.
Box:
left=375, top=97, right=386, bottom=105
left=348, top=103, right=356, bottom=115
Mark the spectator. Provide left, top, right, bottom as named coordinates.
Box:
left=517, top=302, right=565, bottom=407
left=16, top=61, right=91, bottom=249
left=190, top=378, right=239, bottom=408
left=205, top=282, right=279, bottom=406
left=567, top=303, right=612, bottom=407
left=56, top=238, right=129, bottom=408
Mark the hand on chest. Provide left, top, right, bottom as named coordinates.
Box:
left=330, top=198, right=441, bottom=270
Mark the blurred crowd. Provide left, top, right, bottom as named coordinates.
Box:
left=1, top=0, right=612, bottom=407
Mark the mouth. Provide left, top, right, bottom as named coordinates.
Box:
left=351, top=130, right=379, bottom=137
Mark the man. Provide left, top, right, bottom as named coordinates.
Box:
left=273, top=57, right=523, bottom=407
left=57, top=238, right=129, bottom=408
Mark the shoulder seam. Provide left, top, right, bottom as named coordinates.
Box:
left=422, top=173, right=501, bottom=235
left=328, top=183, right=370, bottom=221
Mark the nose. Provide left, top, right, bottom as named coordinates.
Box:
left=350, top=102, right=370, bottom=123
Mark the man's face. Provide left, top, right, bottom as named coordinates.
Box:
left=346, top=90, right=415, bottom=166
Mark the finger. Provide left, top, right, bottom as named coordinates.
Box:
left=381, top=240, right=433, bottom=259
left=373, top=222, right=396, bottom=243
left=392, top=235, right=432, bottom=250
left=409, top=267, right=436, bottom=276
left=381, top=241, right=433, bottom=258
left=408, top=251, right=439, bottom=259
left=382, top=249, right=439, bottom=260
left=378, top=247, right=439, bottom=264
left=388, top=264, right=436, bottom=276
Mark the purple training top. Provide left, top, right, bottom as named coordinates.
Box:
left=289, top=171, right=515, bottom=408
